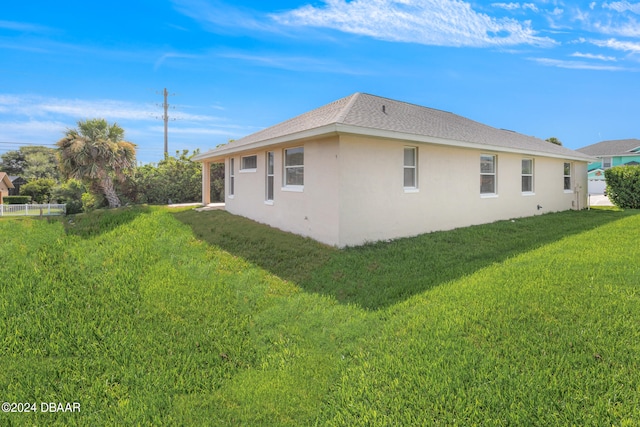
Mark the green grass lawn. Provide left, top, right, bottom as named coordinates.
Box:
left=1, top=206, right=639, bottom=425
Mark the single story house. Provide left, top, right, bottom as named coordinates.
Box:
left=577, top=139, right=640, bottom=194
left=194, top=93, right=592, bottom=247
left=0, top=172, right=15, bottom=204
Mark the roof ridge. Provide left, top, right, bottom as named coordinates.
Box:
left=334, top=92, right=362, bottom=123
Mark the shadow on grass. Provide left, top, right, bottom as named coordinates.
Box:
left=173, top=207, right=637, bottom=310
left=61, top=205, right=152, bottom=238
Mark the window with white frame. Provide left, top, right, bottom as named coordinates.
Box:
left=229, top=158, right=235, bottom=196
left=602, top=157, right=612, bottom=169
left=522, top=158, right=534, bottom=193
left=563, top=162, right=572, bottom=191
left=241, top=155, right=257, bottom=171
left=403, top=147, right=418, bottom=189
left=480, top=154, right=497, bottom=194
left=284, top=147, right=304, bottom=187
left=265, top=151, right=274, bottom=202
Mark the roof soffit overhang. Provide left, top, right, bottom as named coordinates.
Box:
left=336, top=124, right=595, bottom=162
left=193, top=123, right=594, bottom=163
left=192, top=124, right=341, bottom=162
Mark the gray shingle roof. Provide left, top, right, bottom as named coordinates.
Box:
left=577, top=139, right=640, bottom=157
left=195, top=93, right=592, bottom=161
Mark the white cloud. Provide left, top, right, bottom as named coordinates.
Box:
left=154, top=52, right=201, bottom=71
left=492, top=2, right=538, bottom=12
left=172, top=0, right=281, bottom=34
left=592, top=18, right=640, bottom=37
left=591, top=38, right=640, bottom=52
left=218, top=51, right=371, bottom=75
left=0, top=95, right=221, bottom=123
left=529, top=57, right=632, bottom=70
left=603, top=1, right=640, bottom=14
left=571, top=52, right=617, bottom=61
left=272, top=0, right=556, bottom=48
left=0, top=120, right=68, bottom=146
left=492, top=3, right=521, bottom=10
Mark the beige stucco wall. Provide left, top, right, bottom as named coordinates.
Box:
left=214, top=134, right=588, bottom=247
left=336, top=135, right=588, bottom=246
left=223, top=136, right=341, bottom=246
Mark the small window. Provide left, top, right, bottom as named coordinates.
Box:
left=284, top=147, right=304, bottom=187
left=403, top=147, right=418, bottom=189
left=241, top=155, right=257, bottom=171
left=602, top=157, right=612, bottom=169
left=564, top=162, right=572, bottom=191
left=522, top=158, right=534, bottom=193
left=229, top=158, right=235, bottom=196
left=266, top=151, right=274, bottom=202
left=480, top=154, right=497, bottom=195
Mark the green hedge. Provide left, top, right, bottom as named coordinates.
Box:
left=2, top=195, right=31, bottom=204
left=605, top=165, right=640, bottom=209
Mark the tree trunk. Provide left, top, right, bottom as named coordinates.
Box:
left=101, top=175, right=121, bottom=208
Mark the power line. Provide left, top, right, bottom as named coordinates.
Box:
left=0, top=141, right=57, bottom=146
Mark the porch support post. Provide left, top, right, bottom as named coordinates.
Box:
left=202, top=161, right=211, bottom=205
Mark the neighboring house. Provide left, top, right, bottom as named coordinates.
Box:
left=8, top=176, right=27, bottom=196
left=577, top=139, right=640, bottom=194
left=194, top=93, right=591, bottom=247
left=0, top=172, right=15, bottom=204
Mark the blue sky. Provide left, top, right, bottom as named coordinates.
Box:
left=1, top=0, right=639, bottom=163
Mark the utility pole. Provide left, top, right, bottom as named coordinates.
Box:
left=157, top=87, right=175, bottom=156
left=162, top=88, right=169, bottom=156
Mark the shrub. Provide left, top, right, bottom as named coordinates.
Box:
left=128, top=150, right=209, bottom=204
left=2, top=195, right=31, bottom=204
left=20, top=178, right=56, bottom=203
left=52, top=179, right=86, bottom=214
left=605, top=165, right=640, bottom=209
left=81, top=192, right=98, bottom=212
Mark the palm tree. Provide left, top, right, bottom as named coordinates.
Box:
left=56, top=119, right=136, bottom=208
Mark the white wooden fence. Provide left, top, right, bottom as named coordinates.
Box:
left=0, top=204, right=66, bottom=217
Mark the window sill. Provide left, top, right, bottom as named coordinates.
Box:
left=521, top=192, right=535, bottom=196
left=480, top=193, right=498, bottom=198
left=404, top=187, right=419, bottom=193
left=282, top=186, right=304, bottom=193
left=264, top=200, right=274, bottom=206
left=564, top=190, right=573, bottom=194
left=228, top=195, right=235, bottom=199
left=239, top=169, right=257, bottom=173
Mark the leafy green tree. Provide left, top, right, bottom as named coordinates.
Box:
left=0, top=149, right=27, bottom=175
left=545, top=137, right=562, bottom=146
left=23, top=150, right=59, bottom=180
left=56, top=119, right=136, bottom=208
left=20, top=178, right=56, bottom=203
left=52, top=179, right=86, bottom=214
left=0, top=146, right=58, bottom=179
left=130, top=150, right=204, bottom=204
